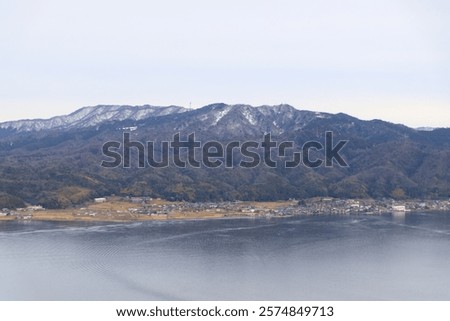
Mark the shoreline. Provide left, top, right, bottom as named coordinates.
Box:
left=1, top=197, right=449, bottom=223
left=0, top=211, right=257, bottom=223
left=1, top=209, right=449, bottom=224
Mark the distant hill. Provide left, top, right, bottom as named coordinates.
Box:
left=0, top=103, right=449, bottom=209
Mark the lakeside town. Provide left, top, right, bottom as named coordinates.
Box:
left=1, top=196, right=450, bottom=222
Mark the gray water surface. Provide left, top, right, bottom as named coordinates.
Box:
left=1, top=212, right=450, bottom=300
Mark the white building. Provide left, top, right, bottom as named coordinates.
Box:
left=392, top=205, right=406, bottom=212
left=27, top=205, right=44, bottom=211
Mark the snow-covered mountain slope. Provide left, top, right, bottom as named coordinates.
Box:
left=0, top=105, right=188, bottom=132
left=165, top=103, right=333, bottom=136
left=0, top=103, right=334, bottom=134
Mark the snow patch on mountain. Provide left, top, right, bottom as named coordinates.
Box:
left=242, top=108, right=258, bottom=125
left=212, top=106, right=232, bottom=125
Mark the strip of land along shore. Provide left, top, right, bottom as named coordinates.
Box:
left=1, top=197, right=449, bottom=223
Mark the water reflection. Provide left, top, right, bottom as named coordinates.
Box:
left=392, top=211, right=406, bottom=223
left=1, top=212, right=450, bottom=300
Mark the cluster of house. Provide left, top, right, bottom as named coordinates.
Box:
left=282, top=198, right=450, bottom=216
left=94, top=196, right=450, bottom=217
left=0, top=205, right=45, bottom=219
left=0, top=208, right=11, bottom=217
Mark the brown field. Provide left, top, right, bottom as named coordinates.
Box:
left=0, top=216, right=16, bottom=221
left=246, top=201, right=292, bottom=208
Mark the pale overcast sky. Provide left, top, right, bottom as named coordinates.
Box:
left=0, top=0, right=449, bottom=127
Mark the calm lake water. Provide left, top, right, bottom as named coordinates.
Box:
left=1, top=212, right=450, bottom=301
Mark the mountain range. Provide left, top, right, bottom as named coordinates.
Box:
left=0, top=103, right=449, bottom=209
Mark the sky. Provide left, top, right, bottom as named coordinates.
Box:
left=0, top=0, right=449, bottom=127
